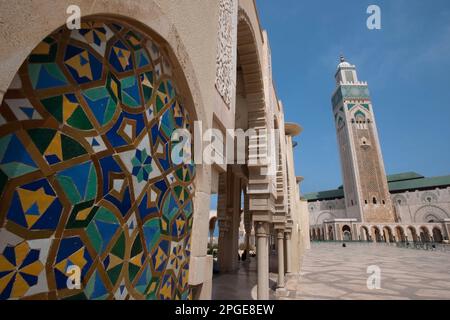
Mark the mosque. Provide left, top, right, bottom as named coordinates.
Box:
left=306, top=57, right=450, bottom=244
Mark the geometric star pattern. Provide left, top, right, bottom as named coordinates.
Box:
left=0, top=241, right=44, bottom=299
left=0, top=19, right=195, bottom=300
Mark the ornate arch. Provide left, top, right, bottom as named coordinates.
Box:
left=414, top=205, right=449, bottom=223
left=236, top=7, right=273, bottom=222
left=315, top=211, right=336, bottom=225
left=236, top=8, right=264, bottom=102
left=0, top=16, right=197, bottom=300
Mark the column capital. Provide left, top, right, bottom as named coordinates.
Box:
left=284, top=232, right=292, bottom=240
left=276, top=229, right=285, bottom=239
left=255, top=221, right=270, bottom=237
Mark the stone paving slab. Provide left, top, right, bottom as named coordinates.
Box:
left=280, top=242, right=450, bottom=300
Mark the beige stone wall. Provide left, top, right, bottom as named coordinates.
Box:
left=309, top=187, right=450, bottom=229
left=297, top=199, right=310, bottom=266
left=392, top=188, right=450, bottom=224
left=308, top=198, right=347, bottom=227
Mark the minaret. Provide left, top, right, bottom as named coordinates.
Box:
left=331, top=55, right=395, bottom=223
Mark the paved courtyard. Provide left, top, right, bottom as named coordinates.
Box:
left=212, top=257, right=276, bottom=300
left=280, top=242, right=450, bottom=300
left=212, top=242, right=450, bottom=300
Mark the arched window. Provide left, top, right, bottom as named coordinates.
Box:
left=372, top=197, right=377, bottom=204
left=354, top=110, right=366, bottom=123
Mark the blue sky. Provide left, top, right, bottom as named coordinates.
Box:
left=256, top=0, right=450, bottom=194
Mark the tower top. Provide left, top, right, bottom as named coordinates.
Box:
left=334, top=55, right=359, bottom=86
left=337, top=54, right=352, bottom=69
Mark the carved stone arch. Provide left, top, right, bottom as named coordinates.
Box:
left=425, top=214, right=440, bottom=223
left=315, top=211, right=336, bottom=225
left=236, top=7, right=273, bottom=221
left=348, top=105, right=369, bottom=125
left=353, top=109, right=367, bottom=122
left=414, top=205, right=450, bottom=223
left=236, top=8, right=264, bottom=102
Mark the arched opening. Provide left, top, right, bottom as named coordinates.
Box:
left=419, top=226, right=431, bottom=243
left=328, top=225, right=334, bottom=240
left=360, top=226, right=370, bottom=241
left=432, top=227, right=443, bottom=243
left=383, top=226, right=394, bottom=243
left=407, top=226, right=418, bottom=242
left=311, top=228, right=317, bottom=241
left=0, top=17, right=197, bottom=300
left=213, top=7, right=271, bottom=301
left=371, top=226, right=382, bottom=242
left=395, top=226, right=406, bottom=242
left=317, top=228, right=322, bottom=241
left=342, top=225, right=352, bottom=241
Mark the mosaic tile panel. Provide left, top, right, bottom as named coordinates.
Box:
left=0, top=19, right=195, bottom=300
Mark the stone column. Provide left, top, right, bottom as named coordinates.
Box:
left=284, top=231, right=292, bottom=274
left=244, top=192, right=252, bottom=252
left=352, top=224, right=358, bottom=241
left=276, top=229, right=285, bottom=288
left=217, top=170, right=241, bottom=272
left=217, top=173, right=230, bottom=272
left=255, top=221, right=270, bottom=300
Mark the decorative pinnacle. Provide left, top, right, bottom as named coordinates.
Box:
left=340, top=54, right=345, bottom=62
